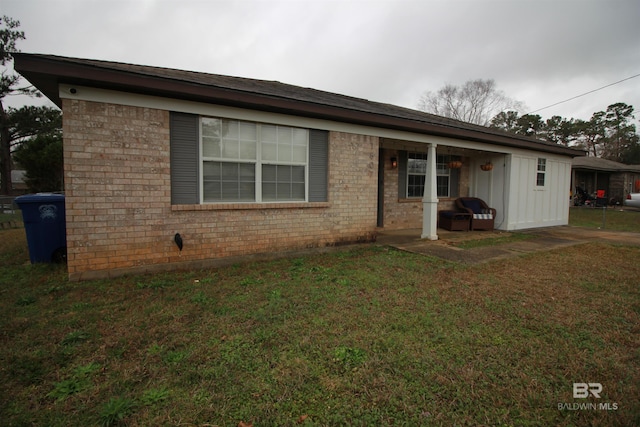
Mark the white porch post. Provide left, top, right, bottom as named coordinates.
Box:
left=421, top=143, right=438, bottom=240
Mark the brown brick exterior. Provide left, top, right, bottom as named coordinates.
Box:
left=63, top=99, right=378, bottom=280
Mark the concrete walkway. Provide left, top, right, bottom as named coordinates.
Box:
left=377, top=226, right=640, bottom=265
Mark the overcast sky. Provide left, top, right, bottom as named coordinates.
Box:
left=4, top=0, right=640, bottom=122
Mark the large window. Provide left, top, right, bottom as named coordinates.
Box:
left=201, top=118, right=308, bottom=202
left=536, top=158, right=546, bottom=187
left=406, top=152, right=453, bottom=198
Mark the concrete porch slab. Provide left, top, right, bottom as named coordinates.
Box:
left=377, top=226, right=640, bottom=265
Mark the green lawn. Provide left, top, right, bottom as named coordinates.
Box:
left=569, top=206, right=640, bottom=232
left=1, top=226, right=639, bottom=426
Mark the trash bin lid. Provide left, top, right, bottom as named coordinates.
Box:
left=15, top=193, right=65, bottom=205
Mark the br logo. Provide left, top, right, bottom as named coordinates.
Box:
left=573, top=383, right=602, bottom=398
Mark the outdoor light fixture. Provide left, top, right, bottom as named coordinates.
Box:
left=390, top=157, right=398, bottom=169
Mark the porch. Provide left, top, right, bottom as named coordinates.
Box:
left=377, top=139, right=507, bottom=239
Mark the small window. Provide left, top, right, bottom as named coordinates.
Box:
left=536, top=158, right=546, bottom=186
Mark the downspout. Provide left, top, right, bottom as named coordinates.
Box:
left=421, top=143, right=438, bottom=240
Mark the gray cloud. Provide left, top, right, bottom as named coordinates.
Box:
left=4, top=0, right=639, bottom=121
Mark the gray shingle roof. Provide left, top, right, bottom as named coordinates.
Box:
left=13, top=53, right=585, bottom=157
left=572, top=156, right=640, bottom=172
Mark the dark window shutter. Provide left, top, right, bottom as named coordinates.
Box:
left=450, top=168, right=460, bottom=198
left=170, top=112, right=199, bottom=204
left=398, top=150, right=408, bottom=198
left=308, top=129, right=328, bottom=202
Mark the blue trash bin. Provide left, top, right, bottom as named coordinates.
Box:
left=15, top=193, right=67, bottom=263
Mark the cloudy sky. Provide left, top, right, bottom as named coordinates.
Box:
left=4, top=0, right=640, bottom=122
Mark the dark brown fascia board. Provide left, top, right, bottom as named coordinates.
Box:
left=574, top=166, right=639, bottom=173
left=14, top=53, right=584, bottom=157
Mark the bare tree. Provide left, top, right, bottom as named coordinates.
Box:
left=418, top=79, right=524, bottom=127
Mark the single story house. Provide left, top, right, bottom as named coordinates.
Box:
left=14, top=53, right=584, bottom=281
left=571, top=156, right=640, bottom=205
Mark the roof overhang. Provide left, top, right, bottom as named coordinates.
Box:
left=14, top=53, right=585, bottom=157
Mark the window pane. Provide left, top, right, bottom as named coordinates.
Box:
left=222, top=120, right=238, bottom=139
left=408, top=158, right=427, bottom=175
left=262, top=125, right=277, bottom=143
left=221, top=162, right=239, bottom=180
left=278, top=127, right=292, bottom=144
left=292, top=145, right=307, bottom=163
left=291, top=166, right=305, bottom=182
left=538, top=158, right=546, bottom=171
left=262, top=183, right=276, bottom=201
left=292, top=183, right=305, bottom=200
left=408, top=175, right=425, bottom=198
left=277, top=183, right=290, bottom=198
left=239, top=121, right=257, bottom=141
left=278, top=143, right=292, bottom=162
left=239, top=163, right=255, bottom=179
left=276, top=165, right=291, bottom=183
left=239, top=182, right=255, bottom=200
left=262, top=142, right=277, bottom=161
left=202, top=118, right=221, bottom=138
left=222, top=182, right=239, bottom=200
left=203, top=161, right=221, bottom=178
left=221, top=140, right=239, bottom=159
left=292, top=128, right=308, bottom=145
left=437, top=176, right=449, bottom=197
left=262, top=164, right=277, bottom=182
left=203, top=181, right=221, bottom=202
left=202, top=162, right=256, bottom=202
left=202, top=136, right=221, bottom=158
left=261, top=165, right=305, bottom=201
left=240, top=140, right=257, bottom=159
left=436, top=156, right=448, bottom=175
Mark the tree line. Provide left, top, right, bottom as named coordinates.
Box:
left=1, top=15, right=62, bottom=194
left=420, top=79, right=640, bottom=164
left=489, top=103, right=639, bottom=163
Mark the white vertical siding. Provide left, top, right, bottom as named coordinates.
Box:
left=505, top=154, right=572, bottom=230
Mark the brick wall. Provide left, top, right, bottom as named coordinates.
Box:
left=62, top=99, right=378, bottom=280
left=380, top=148, right=470, bottom=230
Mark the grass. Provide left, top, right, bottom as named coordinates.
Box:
left=454, top=232, right=534, bottom=249
left=570, top=206, right=640, bottom=232
left=1, top=222, right=639, bottom=426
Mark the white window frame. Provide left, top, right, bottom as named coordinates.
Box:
left=536, top=158, right=546, bottom=187
left=199, top=117, right=309, bottom=203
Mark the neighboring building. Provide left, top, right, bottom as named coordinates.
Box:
left=11, top=169, right=28, bottom=193
left=14, top=53, right=584, bottom=281
left=572, top=156, right=640, bottom=205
